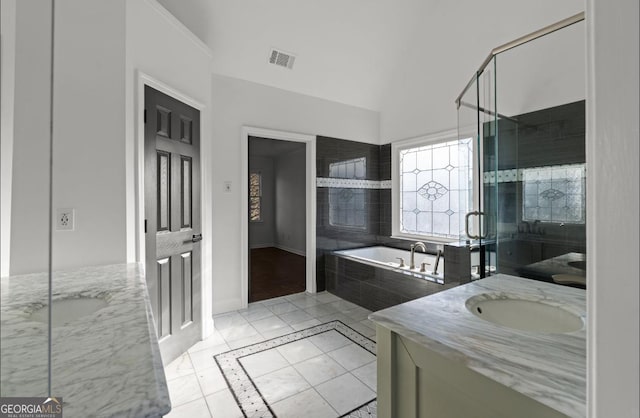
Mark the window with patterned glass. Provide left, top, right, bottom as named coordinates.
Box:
left=393, top=135, right=473, bottom=240
left=522, top=164, right=585, bottom=224
left=249, top=172, right=262, bottom=222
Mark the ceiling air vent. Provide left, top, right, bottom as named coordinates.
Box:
left=269, top=48, right=296, bottom=69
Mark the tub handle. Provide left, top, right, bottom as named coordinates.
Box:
left=395, top=257, right=406, bottom=268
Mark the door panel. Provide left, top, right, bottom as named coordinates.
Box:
left=181, top=156, right=192, bottom=228
left=181, top=251, right=193, bottom=325
left=145, top=86, right=201, bottom=364
left=157, top=151, right=171, bottom=231
left=157, top=257, right=172, bottom=339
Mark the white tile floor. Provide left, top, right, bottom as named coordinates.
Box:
left=163, top=291, right=377, bottom=418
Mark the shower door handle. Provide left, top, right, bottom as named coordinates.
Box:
left=465, top=211, right=478, bottom=239
left=465, top=211, right=488, bottom=240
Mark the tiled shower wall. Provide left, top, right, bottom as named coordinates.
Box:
left=482, top=100, right=587, bottom=278
left=315, top=137, right=436, bottom=291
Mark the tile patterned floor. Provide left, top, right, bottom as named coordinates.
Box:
left=164, top=291, right=378, bottom=418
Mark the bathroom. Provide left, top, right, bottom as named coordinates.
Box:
left=0, top=0, right=638, bottom=417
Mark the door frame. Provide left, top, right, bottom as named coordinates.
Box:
left=133, top=71, right=214, bottom=338
left=240, top=126, right=316, bottom=308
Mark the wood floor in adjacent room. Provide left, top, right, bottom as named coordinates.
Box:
left=250, top=247, right=306, bottom=303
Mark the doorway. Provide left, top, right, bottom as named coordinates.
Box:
left=248, top=137, right=306, bottom=302
left=144, top=86, right=202, bottom=365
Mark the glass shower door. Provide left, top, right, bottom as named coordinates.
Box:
left=491, top=22, right=586, bottom=286
left=457, top=16, right=586, bottom=287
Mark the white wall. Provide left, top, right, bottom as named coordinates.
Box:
left=248, top=156, right=275, bottom=248
left=125, top=0, right=214, bottom=336
left=4, top=0, right=216, bottom=336
left=51, top=0, right=127, bottom=271
left=379, top=0, right=584, bottom=143
left=0, top=0, right=17, bottom=277
left=211, top=74, right=378, bottom=313
left=495, top=20, right=585, bottom=117
left=586, top=0, right=640, bottom=415
left=7, top=0, right=53, bottom=275
left=275, top=147, right=306, bottom=255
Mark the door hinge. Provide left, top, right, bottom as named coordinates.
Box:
left=144, top=219, right=147, bottom=233
left=144, top=109, right=147, bottom=124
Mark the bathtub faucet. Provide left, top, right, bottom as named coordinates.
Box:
left=410, top=242, right=427, bottom=269
left=433, top=249, right=443, bottom=274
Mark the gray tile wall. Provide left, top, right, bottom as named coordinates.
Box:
left=315, top=137, right=439, bottom=296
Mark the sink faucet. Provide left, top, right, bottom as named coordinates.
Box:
left=410, top=242, right=427, bottom=269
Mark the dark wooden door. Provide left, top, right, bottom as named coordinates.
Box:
left=145, top=86, right=201, bottom=365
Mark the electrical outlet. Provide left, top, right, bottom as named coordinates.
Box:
left=56, top=208, right=75, bottom=231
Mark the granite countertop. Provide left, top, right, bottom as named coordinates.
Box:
left=369, top=274, right=586, bottom=417
left=0, top=264, right=170, bottom=418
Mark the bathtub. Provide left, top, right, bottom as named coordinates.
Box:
left=334, top=246, right=445, bottom=283
left=326, top=246, right=458, bottom=312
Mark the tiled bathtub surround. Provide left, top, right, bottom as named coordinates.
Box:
left=0, top=264, right=170, bottom=417
left=325, top=253, right=460, bottom=312
left=316, top=137, right=436, bottom=294
left=316, top=136, right=383, bottom=292
left=164, top=291, right=379, bottom=418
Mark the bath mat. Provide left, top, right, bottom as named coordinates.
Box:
left=214, top=320, right=377, bottom=417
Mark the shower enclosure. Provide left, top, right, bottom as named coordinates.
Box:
left=457, top=13, right=586, bottom=287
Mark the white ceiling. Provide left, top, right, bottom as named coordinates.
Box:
left=157, top=0, right=584, bottom=113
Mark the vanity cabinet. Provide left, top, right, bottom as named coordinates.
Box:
left=376, top=325, right=567, bottom=418
left=369, top=275, right=586, bottom=418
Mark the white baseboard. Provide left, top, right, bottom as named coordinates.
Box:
left=249, top=243, right=275, bottom=249
left=275, top=244, right=306, bottom=257
left=212, top=298, right=243, bottom=316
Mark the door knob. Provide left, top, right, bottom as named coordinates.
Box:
left=192, top=234, right=202, bottom=243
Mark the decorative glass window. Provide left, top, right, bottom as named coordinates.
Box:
left=396, top=137, right=473, bottom=240
left=329, top=158, right=367, bottom=229
left=249, top=172, right=262, bottom=222
left=522, top=164, right=585, bottom=224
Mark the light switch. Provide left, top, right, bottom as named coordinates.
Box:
left=224, top=181, right=232, bottom=193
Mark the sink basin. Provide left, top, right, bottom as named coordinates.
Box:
left=30, top=297, right=108, bottom=327
left=466, top=293, right=583, bottom=333
left=568, top=260, right=586, bottom=270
